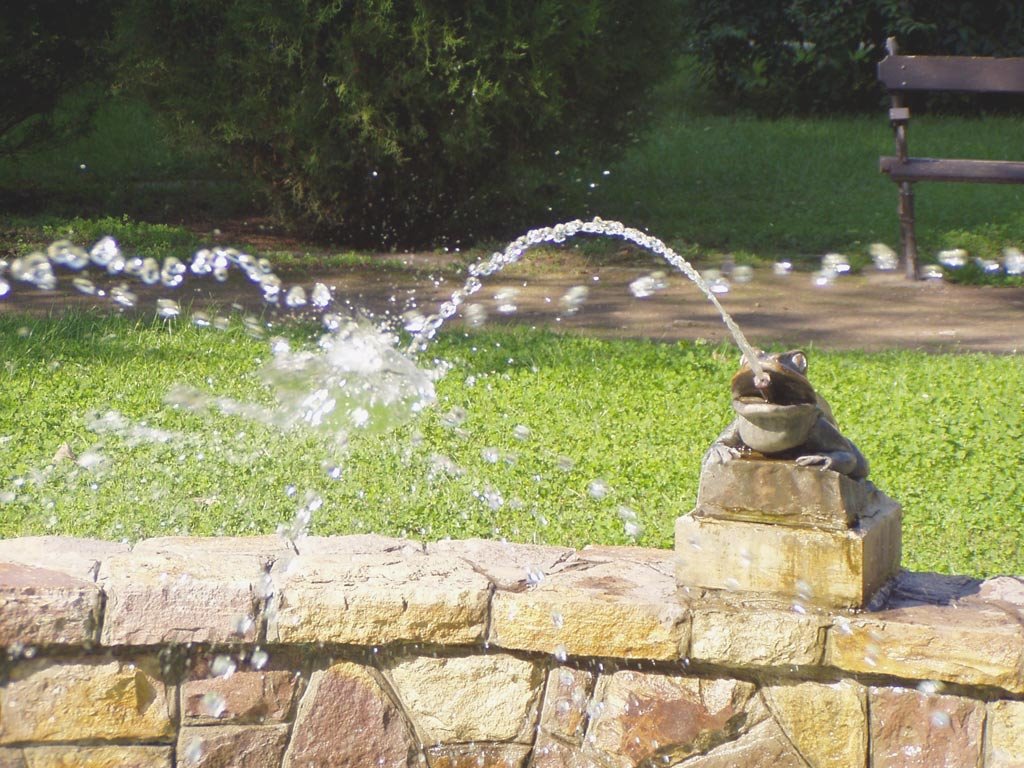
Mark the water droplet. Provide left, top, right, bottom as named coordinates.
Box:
left=553, top=644, right=568, bottom=662
left=560, top=285, right=589, bottom=314
left=773, top=260, right=793, bottom=275
left=464, top=303, right=487, bottom=327
left=156, top=299, right=180, bottom=319
left=230, top=614, right=254, bottom=636
left=921, top=264, right=945, bottom=281
left=551, top=611, right=565, bottom=629
left=481, top=447, right=500, bottom=464
left=250, top=648, right=270, bottom=670
left=930, top=710, right=951, bottom=728
left=211, top=654, right=236, bottom=679
left=285, top=285, right=307, bottom=307
left=937, top=249, right=967, bottom=268
left=199, top=692, right=226, bottom=718
left=587, top=479, right=610, bottom=499
left=494, top=288, right=518, bottom=314
left=183, top=736, right=205, bottom=763
left=311, top=282, right=332, bottom=308
left=1003, top=247, right=1024, bottom=275
left=72, top=277, right=96, bottom=295
left=90, top=237, right=121, bottom=267
left=869, top=243, right=898, bottom=271
left=512, top=424, right=531, bottom=441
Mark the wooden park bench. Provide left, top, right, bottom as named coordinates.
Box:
left=878, top=38, right=1024, bottom=278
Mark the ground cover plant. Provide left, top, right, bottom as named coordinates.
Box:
left=0, top=312, right=1020, bottom=579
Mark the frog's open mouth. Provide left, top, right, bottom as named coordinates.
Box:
left=731, top=368, right=817, bottom=407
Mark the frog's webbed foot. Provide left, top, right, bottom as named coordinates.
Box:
left=703, top=443, right=742, bottom=467
left=795, top=454, right=835, bottom=471
left=796, top=451, right=863, bottom=476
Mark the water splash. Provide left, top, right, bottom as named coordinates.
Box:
left=409, top=218, right=768, bottom=383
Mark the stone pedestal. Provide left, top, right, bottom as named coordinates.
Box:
left=676, top=459, right=901, bottom=609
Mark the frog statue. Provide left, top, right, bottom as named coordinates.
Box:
left=703, top=350, right=869, bottom=480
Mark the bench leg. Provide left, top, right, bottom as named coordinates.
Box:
left=898, top=181, right=919, bottom=279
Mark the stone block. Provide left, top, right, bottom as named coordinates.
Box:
left=826, top=601, right=1024, bottom=693
left=986, top=700, right=1024, bottom=768
left=0, top=657, right=173, bottom=744
left=178, top=725, right=289, bottom=768
left=666, top=717, right=806, bottom=768
left=0, top=563, right=101, bottom=648
left=181, top=666, right=301, bottom=725
left=0, top=537, right=128, bottom=580
left=0, top=749, right=24, bottom=768
left=689, top=603, right=826, bottom=667
left=293, top=534, right=423, bottom=558
left=20, top=747, right=172, bottom=768
left=587, top=671, right=762, bottom=768
left=697, top=459, right=870, bottom=529
left=530, top=740, right=601, bottom=768
left=539, top=667, right=595, bottom=743
left=283, top=661, right=418, bottom=768
left=675, top=497, right=901, bottom=609
left=267, top=550, right=490, bottom=646
left=386, top=654, right=543, bottom=743
left=762, top=680, right=868, bottom=768
left=98, top=537, right=290, bottom=645
left=489, top=551, right=688, bottom=660
left=426, top=538, right=575, bottom=590
left=869, top=686, right=984, bottom=768
left=425, top=744, right=531, bottom=768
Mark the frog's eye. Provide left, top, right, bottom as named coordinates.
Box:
left=787, top=351, right=808, bottom=373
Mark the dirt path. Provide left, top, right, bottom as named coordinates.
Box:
left=4, top=227, right=1023, bottom=354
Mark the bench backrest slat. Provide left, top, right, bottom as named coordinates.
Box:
left=878, top=54, right=1024, bottom=94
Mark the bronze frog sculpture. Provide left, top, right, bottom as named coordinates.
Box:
left=703, top=350, right=868, bottom=480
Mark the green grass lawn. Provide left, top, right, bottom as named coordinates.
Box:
left=1, top=313, right=1020, bottom=579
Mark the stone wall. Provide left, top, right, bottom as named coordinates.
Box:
left=1, top=534, right=1023, bottom=767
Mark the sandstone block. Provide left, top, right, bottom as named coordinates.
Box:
left=98, top=537, right=290, bottom=645
left=425, top=744, right=531, bottom=768
left=986, top=700, right=1024, bottom=768
left=689, top=604, right=826, bottom=667
left=293, top=534, right=423, bottom=558
left=666, top=717, right=806, bottom=768
left=21, top=747, right=171, bottom=768
left=284, top=661, right=418, bottom=767
left=539, top=667, right=595, bottom=742
left=826, top=601, right=1024, bottom=693
left=0, top=749, right=24, bottom=768
left=0, top=563, right=101, bottom=648
left=268, top=550, right=490, bottom=645
left=0, top=537, right=128, bottom=580
left=763, top=680, right=867, bottom=768
left=587, top=671, right=762, bottom=768
left=490, top=552, right=688, bottom=660
left=178, top=725, right=289, bottom=768
left=426, top=538, right=575, bottom=590
left=869, top=686, right=984, bottom=768
left=0, top=658, right=173, bottom=744
left=530, top=739, right=602, bottom=768
left=675, top=498, right=901, bottom=609
left=697, top=459, right=871, bottom=529
left=182, top=668, right=300, bottom=725
left=386, top=654, right=543, bottom=743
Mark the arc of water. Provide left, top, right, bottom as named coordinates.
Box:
left=413, top=217, right=768, bottom=383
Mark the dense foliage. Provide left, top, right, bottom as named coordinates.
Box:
left=0, top=0, right=114, bottom=155
left=110, top=0, right=682, bottom=247
left=685, top=0, right=1024, bottom=114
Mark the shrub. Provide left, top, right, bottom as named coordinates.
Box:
left=0, top=0, right=115, bottom=155
left=111, top=0, right=684, bottom=247
left=685, top=0, right=1024, bottom=115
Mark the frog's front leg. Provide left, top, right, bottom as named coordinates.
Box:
left=703, top=420, right=744, bottom=467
